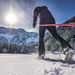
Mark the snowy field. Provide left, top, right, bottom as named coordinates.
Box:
left=0, top=53, right=75, bottom=75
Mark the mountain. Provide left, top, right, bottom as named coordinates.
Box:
left=64, top=16, right=75, bottom=24
left=0, top=27, right=38, bottom=45
left=0, top=27, right=39, bottom=53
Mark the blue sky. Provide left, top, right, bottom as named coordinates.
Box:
left=0, top=0, right=75, bottom=32
left=37, top=0, right=75, bottom=23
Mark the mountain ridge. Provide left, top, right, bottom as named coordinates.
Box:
left=0, top=27, right=38, bottom=45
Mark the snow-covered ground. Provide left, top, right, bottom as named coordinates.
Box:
left=0, top=53, right=75, bottom=75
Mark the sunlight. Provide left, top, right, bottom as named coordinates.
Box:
left=5, top=8, right=18, bottom=27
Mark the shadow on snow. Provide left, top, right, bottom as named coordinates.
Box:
left=44, top=58, right=75, bottom=64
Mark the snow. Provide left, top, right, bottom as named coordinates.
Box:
left=0, top=53, right=75, bottom=75
left=26, top=37, right=38, bottom=43
left=0, top=34, right=13, bottom=42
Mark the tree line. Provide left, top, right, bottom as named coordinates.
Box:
left=0, top=42, right=38, bottom=54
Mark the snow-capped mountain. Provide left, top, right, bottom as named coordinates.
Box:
left=0, top=27, right=38, bottom=45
